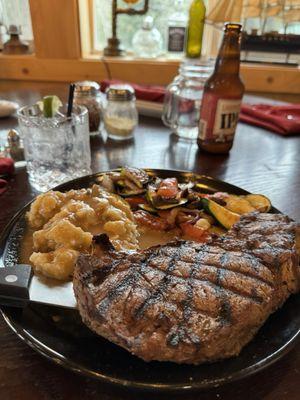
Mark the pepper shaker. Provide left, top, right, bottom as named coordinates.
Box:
left=74, top=81, right=102, bottom=136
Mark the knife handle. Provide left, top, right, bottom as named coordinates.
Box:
left=0, top=264, right=33, bottom=308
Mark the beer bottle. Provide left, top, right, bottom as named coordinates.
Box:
left=186, top=0, right=206, bottom=58
left=197, top=23, right=245, bottom=154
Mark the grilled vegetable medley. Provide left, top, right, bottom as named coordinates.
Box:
left=99, top=167, right=272, bottom=242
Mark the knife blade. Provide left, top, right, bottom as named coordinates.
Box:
left=0, top=264, right=77, bottom=309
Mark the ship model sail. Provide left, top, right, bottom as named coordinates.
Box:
left=206, top=0, right=244, bottom=23
left=206, top=0, right=300, bottom=56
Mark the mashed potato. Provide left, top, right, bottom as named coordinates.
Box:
left=27, top=185, right=139, bottom=280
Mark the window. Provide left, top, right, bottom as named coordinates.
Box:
left=79, top=0, right=300, bottom=67
left=92, top=0, right=194, bottom=53
left=0, top=0, right=33, bottom=41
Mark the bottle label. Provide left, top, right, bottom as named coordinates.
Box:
left=199, top=94, right=242, bottom=142
left=168, top=27, right=186, bottom=52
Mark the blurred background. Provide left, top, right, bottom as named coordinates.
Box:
left=0, top=0, right=299, bottom=102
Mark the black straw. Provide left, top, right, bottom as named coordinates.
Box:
left=67, top=83, right=75, bottom=117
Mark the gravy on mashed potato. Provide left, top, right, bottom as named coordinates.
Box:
left=25, top=185, right=139, bottom=280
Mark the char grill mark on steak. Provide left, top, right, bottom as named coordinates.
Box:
left=73, top=212, right=300, bottom=364
left=134, top=246, right=183, bottom=320
left=167, top=249, right=205, bottom=348
left=133, top=245, right=267, bottom=326
left=97, top=251, right=157, bottom=318
left=122, top=252, right=160, bottom=318
left=212, top=252, right=273, bottom=287
left=143, top=250, right=268, bottom=305
left=181, top=245, right=275, bottom=286
left=216, top=253, right=232, bottom=324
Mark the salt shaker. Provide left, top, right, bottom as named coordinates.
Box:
left=6, top=129, right=24, bottom=161
left=74, top=81, right=102, bottom=136
left=104, top=85, right=138, bottom=140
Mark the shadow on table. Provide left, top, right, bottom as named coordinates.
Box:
left=163, top=133, right=198, bottom=171
left=165, top=133, right=230, bottom=178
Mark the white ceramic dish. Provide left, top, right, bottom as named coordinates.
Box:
left=0, top=100, right=19, bottom=117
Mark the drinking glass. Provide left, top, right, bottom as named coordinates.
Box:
left=17, top=104, right=91, bottom=192
left=162, top=59, right=214, bottom=140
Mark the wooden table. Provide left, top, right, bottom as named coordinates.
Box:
left=0, top=83, right=299, bottom=400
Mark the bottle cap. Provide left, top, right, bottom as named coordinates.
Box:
left=224, top=23, right=242, bottom=32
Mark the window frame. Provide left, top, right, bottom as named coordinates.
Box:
left=79, top=0, right=222, bottom=59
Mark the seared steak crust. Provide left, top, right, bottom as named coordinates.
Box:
left=73, top=212, right=300, bottom=364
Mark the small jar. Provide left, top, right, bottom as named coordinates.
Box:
left=104, top=85, right=138, bottom=140
left=162, top=59, right=214, bottom=140
left=74, top=81, right=102, bottom=136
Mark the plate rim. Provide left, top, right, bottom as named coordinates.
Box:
left=0, top=168, right=299, bottom=391
left=1, top=307, right=299, bottom=391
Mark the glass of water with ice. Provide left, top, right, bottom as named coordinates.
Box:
left=17, top=104, right=91, bottom=192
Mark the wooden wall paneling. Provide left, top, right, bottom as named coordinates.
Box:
left=29, top=0, right=81, bottom=59
left=0, top=54, right=299, bottom=95
left=0, top=56, right=179, bottom=86
left=240, top=64, right=300, bottom=94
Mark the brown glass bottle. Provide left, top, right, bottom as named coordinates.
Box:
left=197, top=23, right=245, bottom=154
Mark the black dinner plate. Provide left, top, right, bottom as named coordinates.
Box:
left=0, top=169, right=299, bottom=392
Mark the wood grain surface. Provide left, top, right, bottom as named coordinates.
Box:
left=0, top=82, right=299, bottom=400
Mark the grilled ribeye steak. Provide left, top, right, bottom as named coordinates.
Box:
left=73, top=212, right=300, bottom=364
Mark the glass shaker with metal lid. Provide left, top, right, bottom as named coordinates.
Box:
left=104, top=84, right=138, bottom=140
left=74, top=81, right=102, bottom=136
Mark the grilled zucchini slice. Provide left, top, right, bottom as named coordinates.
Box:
left=120, top=167, right=149, bottom=188
left=224, top=194, right=255, bottom=215
left=202, top=198, right=240, bottom=229
left=154, top=198, right=188, bottom=210
left=138, top=204, right=158, bottom=213
left=245, top=194, right=271, bottom=212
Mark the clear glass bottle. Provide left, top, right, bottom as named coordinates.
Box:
left=132, top=15, right=163, bottom=58
left=167, top=0, right=188, bottom=57
left=104, top=85, right=138, bottom=141
left=162, top=59, right=214, bottom=140
left=74, top=81, right=102, bottom=136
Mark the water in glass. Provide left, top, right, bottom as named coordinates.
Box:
left=17, top=105, right=91, bottom=192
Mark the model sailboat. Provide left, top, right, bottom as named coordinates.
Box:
left=206, top=0, right=300, bottom=56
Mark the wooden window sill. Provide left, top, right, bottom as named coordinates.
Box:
left=0, top=54, right=299, bottom=94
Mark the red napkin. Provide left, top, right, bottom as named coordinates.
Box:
left=101, top=79, right=166, bottom=103
left=0, top=157, right=15, bottom=195
left=240, top=103, right=300, bottom=136
left=102, top=80, right=300, bottom=136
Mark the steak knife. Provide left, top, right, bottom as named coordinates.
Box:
left=0, top=265, right=77, bottom=309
